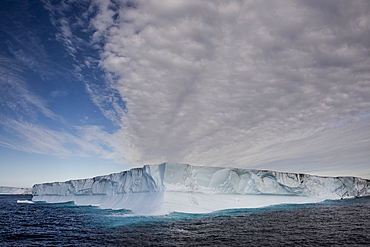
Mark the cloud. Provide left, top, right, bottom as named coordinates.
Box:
left=0, top=62, right=61, bottom=122
left=55, top=17, right=78, bottom=57
left=2, top=0, right=369, bottom=176
left=86, top=0, right=370, bottom=171
left=0, top=66, right=127, bottom=163
left=0, top=117, right=128, bottom=162
left=41, top=0, right=94, bottom=60
left=50, top=89, right=68, bottom=98
left=85, top=82, right=127, bottom=127
left=0, top=0, right=128, bottom=164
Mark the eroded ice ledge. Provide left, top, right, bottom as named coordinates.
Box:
left=32, top=163, right=370, bottom=215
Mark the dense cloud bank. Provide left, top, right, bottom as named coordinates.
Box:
left=87, top=0, right=370, bottom=173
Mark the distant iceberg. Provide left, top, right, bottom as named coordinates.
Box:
left=32, top=163, right=370, bottom=215
left=0, top=186, right=32, bottom=194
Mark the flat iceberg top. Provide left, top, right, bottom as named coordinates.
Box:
left=0, top=186, right=32, bottom=194
left=32, top=163, right=370, bottom=215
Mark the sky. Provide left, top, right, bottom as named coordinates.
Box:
left=1, top=0, right=370, bottom=188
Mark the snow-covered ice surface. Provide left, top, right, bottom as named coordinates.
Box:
left=32, top=163, right=370, bottom=215
left=0, top=186, right=32, bottom=194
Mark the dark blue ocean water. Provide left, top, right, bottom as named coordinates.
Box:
left=1, top=195, right=370, bottom=246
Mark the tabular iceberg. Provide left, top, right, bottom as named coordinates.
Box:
left=32, top=163, right=370, bottom=215
left=0, top=186, right=32, bottom=194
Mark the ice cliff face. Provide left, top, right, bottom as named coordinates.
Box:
left=0, top=186, right=32, bottom=194
left=32, top=163, right=370, bottom=215
left=33, top=164, right=164, bottom=197
left=162, top=164, right=370, bottom=198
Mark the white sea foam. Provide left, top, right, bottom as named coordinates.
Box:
left=17, top=200, right=34, bottom=204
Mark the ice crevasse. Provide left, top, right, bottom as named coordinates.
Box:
left=32, top=163, right=370, bottom=215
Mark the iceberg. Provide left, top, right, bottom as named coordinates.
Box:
left=32, top=163, right=370, bottom=215
left=0, top=186, right=32, bottom=194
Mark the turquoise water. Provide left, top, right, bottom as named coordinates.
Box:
left=1, top=195, right=370, bottom=246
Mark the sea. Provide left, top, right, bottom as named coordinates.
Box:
left=1, top=195, right=370, bottom=246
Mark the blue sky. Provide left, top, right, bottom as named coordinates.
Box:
left=1, top=0, right=370, bottom=187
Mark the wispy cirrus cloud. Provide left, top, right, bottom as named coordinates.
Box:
left=0, top=61, right=127, bottom=162
left=41, top=0, right=90, bottom=59
left=85, top=82, right=127, bottom=127
left=0, top=117, right=127, bottom=162
left=0, top=0, right=127, bottom=164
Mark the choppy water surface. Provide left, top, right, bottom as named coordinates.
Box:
left=1, top=195, right=370, bottom=246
